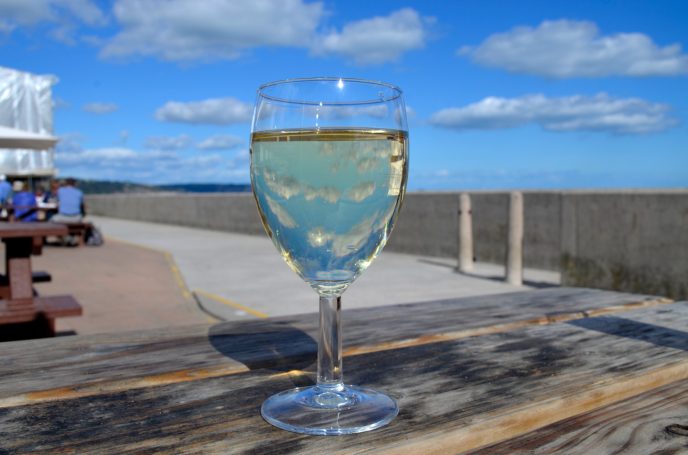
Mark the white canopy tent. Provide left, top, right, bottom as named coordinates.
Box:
left=0, top=67, right=58, bottom=177
left=0, top=125, right=58, bottom=150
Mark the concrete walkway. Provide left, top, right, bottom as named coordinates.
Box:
left=89, top=216, right=560, bottom=321
left=29, top=238, right=211, bottom=336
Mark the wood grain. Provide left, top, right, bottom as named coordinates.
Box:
left=473, top=377, right=688, bottom=455
left=0, top=222, right=67, bottom=238
left=0, top=288, right=669, bottom=404
left=0, top=295, right=686, bottom=454
left=0, top=295, right=82, bottom=325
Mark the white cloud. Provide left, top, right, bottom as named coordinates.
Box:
left=117, top=130, right=129, bottom=145
left=58, top=147, right=143, bottom=164
left=56, top=145, right=249, bottom=183
left=413, top=168, right=596, bottom=190
left=197, top=134, right=244, bottom=150
left=83, top=102, right=118, bottom=114
left=100, top=1, right=425, bottom=64
left=155, top=97, right=252, bottom=125
left=0, top=21, right=15, bottom=34
left=0, top=0, right=105, bottom=39
left=101, top=0, right=324, bottom=61
left=429, top=93, right=678, bottom=134
left=313, top=8, right=432, bottom=65
left=145, top=134, right=193, bottom=150
left=53, top=97, right=70, bottom=110
left=0, top=1, right=52, bottom=27
left=459, top=19, right=688, bottom=78
left=56, top=0, right=105, bottom=25
left=229, top=148, right=249, bottom=168
left=56, top=132, right=84, bottom=154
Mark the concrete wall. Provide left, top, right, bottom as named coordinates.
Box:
left=383, top=192, right=560, bottom=270
left=87, top=193, right=265, bottom=235
left=86, top=190, right=688, bottom=299
left=87, top=191, right=561, bottom=269
left=469, top=192, right=561, bottom=270
left=560, top=191, right=688, bottom=299
left=385, top=193, right=459, bottom=258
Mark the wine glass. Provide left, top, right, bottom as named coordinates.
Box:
left=250, top=77, right=408, bottom=435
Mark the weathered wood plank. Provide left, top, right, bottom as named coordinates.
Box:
left=0, top=301, right=687, bottom=454
left=0, top=222, right=68, bottom=238
left=0, top=288, right=670, bottom=405
left=473, top=377, right=688, bottom=455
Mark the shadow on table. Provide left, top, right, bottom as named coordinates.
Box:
left=208, top=321, right=317, bottom=374
left=568, top=316, right=688, bottom=351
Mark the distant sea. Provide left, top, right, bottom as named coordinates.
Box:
left=157, top=183, right=251, bottom=193
left=78, top=180, right=251, bottom=194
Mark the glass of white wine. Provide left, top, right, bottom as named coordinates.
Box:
left=250, top=77, right=408, bottom=435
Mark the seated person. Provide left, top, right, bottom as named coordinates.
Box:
left=0, top=175, right=11, bottom=205
left=44, top=180, right=60, bottom=205
left=0, top=175, right=11, bottom=219
left=35, top=185, right=47, bottom=207
left=11, top=181, right=38, bottom=222
left=52, top=178, right=85, bottom=222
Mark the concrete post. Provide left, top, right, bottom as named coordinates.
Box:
left=458, top=193, right=474, bottom=272
left=506, top=191, right=524, bottom=285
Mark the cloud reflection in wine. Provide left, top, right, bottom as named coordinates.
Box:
left=264, top=194, right=298, bottom=228
left=347, top=181, right=376, bottom=202
left=304, top=186, right=341, bottom=203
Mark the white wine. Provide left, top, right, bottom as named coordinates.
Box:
left=251, top=128, right=408, bottom=295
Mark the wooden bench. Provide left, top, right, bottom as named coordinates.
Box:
left=62, top=222, right=94, bottom=246
left=31, top=270, right=52, bottom=283
left=0, top=270, right=52, bottom=299
left=0, top=223, right=83, bottom=341
left=0, top=294, right=82, bottom=340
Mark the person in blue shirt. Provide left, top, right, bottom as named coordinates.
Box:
left=0, top=175, right=11, bottom=205
left=11, top=181, right=38, bottom=222
left=53, top=178, right=85, bottom=222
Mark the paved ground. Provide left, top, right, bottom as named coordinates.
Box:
left=26, top=239, right=212, bottom=336
left=89, top=216, right=560, bottom=321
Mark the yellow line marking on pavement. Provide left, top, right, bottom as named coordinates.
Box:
left=194, top=289, right=268, bottom=319
left=164, top=252, right=192, bottom=301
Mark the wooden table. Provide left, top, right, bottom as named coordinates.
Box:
left=0, top=204, right=58, bottom=222
left=1, top=288, right=687, bottom=453
left=0, top=223, right=82, bottom=338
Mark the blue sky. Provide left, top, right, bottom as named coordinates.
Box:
left=2, top=0, right=687, bottom=189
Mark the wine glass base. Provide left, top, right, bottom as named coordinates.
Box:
left=261, top=384, right=398, bottom=435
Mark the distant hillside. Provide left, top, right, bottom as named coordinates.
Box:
left=77, top=180, right=251, bottom=194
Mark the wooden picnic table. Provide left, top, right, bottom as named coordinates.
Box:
left=1, top=287, right=687, bottom=453
left=0, top=222, right=82, bottom=338
left=0, top=204, right=58, bottom=222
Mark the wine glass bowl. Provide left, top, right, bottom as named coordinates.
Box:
left=251, top=77, right=408, bottom=435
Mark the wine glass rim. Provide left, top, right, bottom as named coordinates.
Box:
left=257, top=77, right=403, bottom=106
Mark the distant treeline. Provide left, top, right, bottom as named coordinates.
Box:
left=77, top=180, right=251, bottom=194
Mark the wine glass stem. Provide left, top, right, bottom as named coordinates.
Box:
left=317, top=295, right=343, bottom=389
